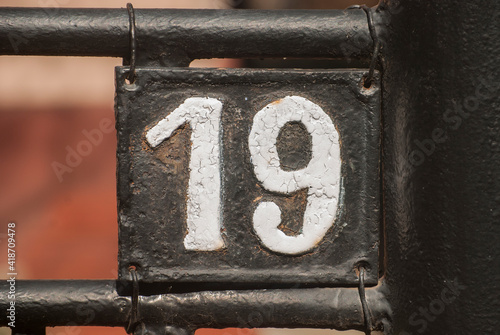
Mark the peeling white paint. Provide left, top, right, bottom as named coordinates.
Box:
left=146, top=97, right=224, bottom=251
left=146, top=95, right=340, bottom=255
left=249, top=96, right=341, bottom=255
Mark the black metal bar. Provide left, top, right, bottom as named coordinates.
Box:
left=0, top=280, right=391, bottom=331
left=12, top=326, right=45, bottom=335
left=379, top=0, right=500, bottom=334
left=12, top=328, right=46, bottom=335
left=0, top=8, right=372, bottom=66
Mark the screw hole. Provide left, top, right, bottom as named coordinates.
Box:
left=362, top=76, right=373, bottom=89
left=123, top=75, right=139, bottom=91
left=354, top=261, right=371, bottom=275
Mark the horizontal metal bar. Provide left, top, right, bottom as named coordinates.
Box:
left=0, top=8, right=372, bottom=66
left=1, top=280, right=391, bottom=331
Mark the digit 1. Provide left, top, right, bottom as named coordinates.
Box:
left=146, top=97, right=225, bottom=251
left=249, top=96, right=342, bottom=255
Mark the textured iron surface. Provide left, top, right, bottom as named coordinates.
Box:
left=0, top=8, right=372, bottom=66
left=378, top=0, right=500, bottom=334
left=116, top=67, right=381, bottom=286
left=0, top=280, right=391, bottom=332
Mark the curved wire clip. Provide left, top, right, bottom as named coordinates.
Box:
left=126, top=267, right=140, bottom=334
left=348, top=5, right=380, bottom=88
left=358, top=267, right=373, bottom=335
left=126, top=3, right=137, bottom=83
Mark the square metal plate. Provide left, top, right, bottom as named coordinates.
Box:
left=116, top=67, right=380, bottom=286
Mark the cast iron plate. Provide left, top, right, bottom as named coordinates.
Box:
left=116, top=67, right=380, bottom=286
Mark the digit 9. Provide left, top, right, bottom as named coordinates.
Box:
left=249, top=96, right=341, bottom=255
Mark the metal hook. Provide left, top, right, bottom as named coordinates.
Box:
left=348, top=5, right=380, bottom=88
left=126, top=3, right=137, bottom=83
left=358, top=267, right=373, bottom=335
left=126, top=267, right=140, bottom=334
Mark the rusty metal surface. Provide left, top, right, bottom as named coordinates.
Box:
left=116, top=67, right=381, bottom=286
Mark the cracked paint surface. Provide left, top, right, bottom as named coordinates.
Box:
left=146, top=97, right=224, bottom=251
left=117, top=68, right=380, bottom=284
left=249, top=96, right=341, bottom=255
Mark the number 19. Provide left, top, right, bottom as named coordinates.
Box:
left=146, top=96, right=341, bottom=255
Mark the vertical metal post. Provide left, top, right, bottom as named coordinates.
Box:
left=380, top=0, right=500, bottom=334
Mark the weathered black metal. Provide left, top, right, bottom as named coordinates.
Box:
left=378, top=0, right=500, bottom=334
left=0, top=8, right=372, bottom=66
left=116, top=67, right=381, bottom=287
left=0, top=280, right=391, bottom=332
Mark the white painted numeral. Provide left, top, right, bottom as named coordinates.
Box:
left=146, top=96, right=341, bottom=255
left=146, top=97, right=224, bottom=251
left=249, top=96, right=341, bottom=255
